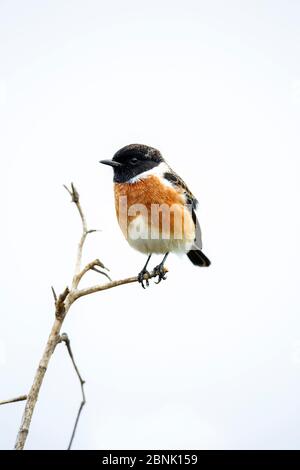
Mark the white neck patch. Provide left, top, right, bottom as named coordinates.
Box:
left=128, top=162, right=171, bottom=184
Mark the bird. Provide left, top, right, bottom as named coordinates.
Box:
left=100, top=144, right=210, bottom=288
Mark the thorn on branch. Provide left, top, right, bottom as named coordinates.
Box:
left=71, top=183, right=79, bottom=203
left=91, top=267, right=112, bottom=282
left=55, top=287, right=70, bottom=319
left=51, top=286, right=57, bottom=302
left=63, top=184, right=72, bottom=198
left=0, top=395, right=27, bottom=406
left=63, top=183, right=79, bottom=203
left=94, top=258, right=109, bottom=271
left=86, top=229, right=101, bottom=234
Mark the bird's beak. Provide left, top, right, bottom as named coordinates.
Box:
left=100, top=159, right=123, bottom=168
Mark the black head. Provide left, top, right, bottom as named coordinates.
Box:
left=100, top=144, right=164, bottom=183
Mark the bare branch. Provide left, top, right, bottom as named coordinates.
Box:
left=0, top=395, right=27, bottom=406
left=15, top=184, right=92, bottom=450
left=15, top=317, right=66, bottom=449
left=59, top=333, right=86, bottom=450
left=15, top=183, right=166, bottom=450
left=73, top=269, right=167, bottom=301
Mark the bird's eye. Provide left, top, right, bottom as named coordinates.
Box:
left=131, top=157, right=138, bottom=164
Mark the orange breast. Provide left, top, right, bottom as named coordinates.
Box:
left=114, top=176, right=184, bottom=213
left=114, top=176, right=193, bottom=241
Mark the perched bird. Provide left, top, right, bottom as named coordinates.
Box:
left=100, top=144, right=210, bottom=288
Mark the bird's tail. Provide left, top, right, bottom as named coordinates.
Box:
left=187, top=249, right=211, bottom=267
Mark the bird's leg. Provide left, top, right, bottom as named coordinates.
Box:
left=153, top=253, right=169, bottom=284
left=138, top=254, right=152, bottom=289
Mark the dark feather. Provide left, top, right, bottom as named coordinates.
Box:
left=164, top=170, right=202, bottom=248
left=187, top=249, right=211, bottom=267
left=164, top=171, right=198, bottom=208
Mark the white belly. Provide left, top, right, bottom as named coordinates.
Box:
left=127, top=214, right=195, bottom=255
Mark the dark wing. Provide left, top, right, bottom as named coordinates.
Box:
left=164, top=171, right=202, bottom=249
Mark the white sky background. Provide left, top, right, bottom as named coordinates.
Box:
left=0, top=0, right=300, bottom=450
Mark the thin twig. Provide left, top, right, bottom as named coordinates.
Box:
left=59, top=333, right=86, bottom=450
left=87, top=229, right=101, bottom=234
left=0, top=395, right=27, bottom=406
left=64, top=183, right=87, bottom=281
left=75, top=259, right=109, bottom=287
left=64, top=184, right=105, bottom=289
left=91, top=267, right=112, bottom=282
left=63, top=184, right=73, bottom=199
left=51, top=286, right=57, bottom=302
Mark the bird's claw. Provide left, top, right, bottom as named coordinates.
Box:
left=153, top=264, right=167, bottom=284
left=138, top=269, right=150, bottom=289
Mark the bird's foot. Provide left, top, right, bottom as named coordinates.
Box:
left=153, top=263, right=167, bottom=284
left=138, top=268, right=151, bottom=289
